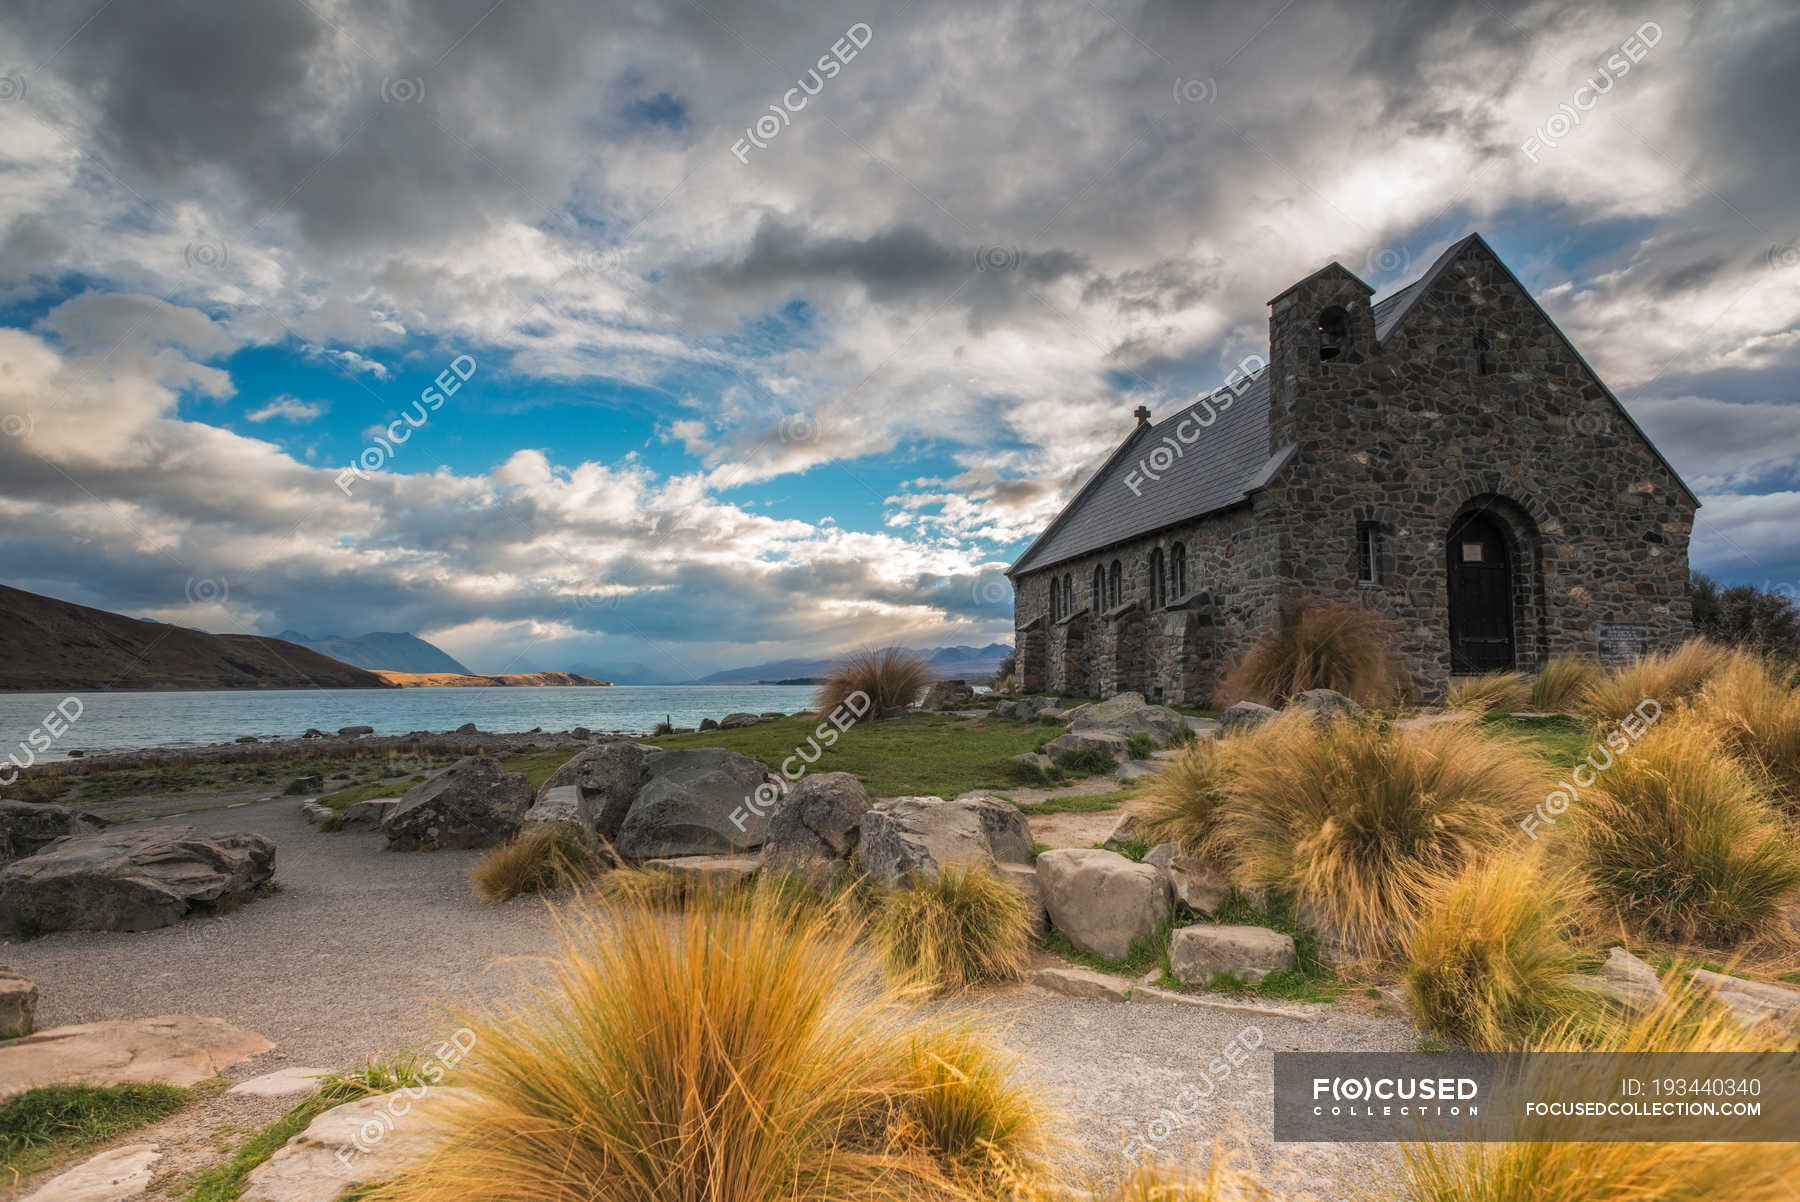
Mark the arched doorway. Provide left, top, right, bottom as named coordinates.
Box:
left=1448, top=512, right=1514, bottom=672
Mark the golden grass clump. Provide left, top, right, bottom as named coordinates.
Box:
left=1403, top=853, right=1587, bottom=1051
left=1216, top=600, right=1410, bottom=708
left=1527, top=655, right=1600, bottom=713
left=1694, top=651, right=1800, bottom=815
left=873, top=863, right=1034, bottom=996
left=1218, top=713, right=1551, bottom=960
left=815, top=646, right=937, bottom=724
left=1577, top=638, right=1733, bottom=726
left=1446, top=671, right=1530, bottom=715
left=469, top=824, right=604, bottom=903
left=366, top=880, right=1050, bottom=1202
left=1137, top=733, right=1232, bottom=854
left=1572, top=715, right=1800, bottom=946
left=1391, top=989, right=1800, bottom=1202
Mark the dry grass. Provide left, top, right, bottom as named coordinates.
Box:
left=1137, top=734, right=1232, bottom=854
left=1095, top=1145, right=1287, bottom=1201
left=1528, top=656, right=1601, bottom=713
left=816, top=647, right=937, bottom=724
left=1447, top=671, right=1530, bottom=715
left=1577, top=639, right=1733, bottom=726
left=1403, top=853, right=1588, bottom=1050
left=1694, top=652, right=1800, bottom=816
left=1217, top=713, right=1551, bottom=960
left=1391, top=989, right=1800, bottom=1202
left=1216, top=601, right=1410, bottom=708
left=469, top=824, right=605, bottom=903
left=366, top=881, right=1049, bottom=1202
left=873, top=863, right=1034, bottom=996
left=1572, top=716, right=1800, bottom=946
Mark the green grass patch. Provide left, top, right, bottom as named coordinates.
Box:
left=646, top=713, right=1047, bottom=797
left=1015, top=789, right=1134, bottom=815
left=317, top=776, right=424, bottom=814
left=1125, top=734, right=1155, bottom=760
left=1418, top=1036, right=1449, bottom=1053
left=1040, top=922, right=1170, bottom=978
left=498, top=747, right=582, bottom=793
left=1102, top=835, right=1153, bottom=863
left=1779, top=970, right=1800, bottom=986
left=1481, top=713, right=1593, bottom=766
left=2, top=1083, right=192, bottom=1183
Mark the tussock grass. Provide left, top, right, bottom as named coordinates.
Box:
left=1404, top=853, right=1587, bottom=1050
left=366, top=881, right=1050, bottom=1202
left=1139, top=736, right=1230, bottom=854
left=1448, top=671, right=1530, bottom=715
left=1577, top=639, right=1733, bottom=726
left=874, top=863, right=1034, bottom=995
left=816, top=647, right=936, bottom=724
left=1217, top=600, right=1409, bottom=708
left=1218, top=714, right=1549, bottom=960
left=469, top=824, right=604, bottom=903
left=1572, top=716, right=1800, bottom=946
left=1094, top=1145, right=1286, bottom=1202
left=1695, top=652, right=1800, bottom=815
left=1528, top=656, right=1601, bottom=713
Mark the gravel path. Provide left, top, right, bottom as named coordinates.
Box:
left=6, top=798, right=1414, bottom=1198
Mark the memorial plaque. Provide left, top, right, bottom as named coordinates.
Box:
left=1594, top=622, right=1649, bottom=664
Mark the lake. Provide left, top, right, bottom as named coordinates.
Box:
left=0, top=685, right=821, bottom=759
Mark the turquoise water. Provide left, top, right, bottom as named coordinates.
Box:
left=0, top=685, right=820, bottom=759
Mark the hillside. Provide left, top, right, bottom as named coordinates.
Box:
left=0, top=584, right=390, bottom=692
left=371, top=670, right=612, bottom=687
left=694, top=642, right=1013, bottom=684
left=275, top=630, right=472, bottom=675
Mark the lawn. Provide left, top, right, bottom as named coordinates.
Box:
left=1481, top=713, right=1594, bottom=766
left=646, top=712, right=1048, bottom=797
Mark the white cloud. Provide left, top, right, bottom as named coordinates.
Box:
left=245, top=396, right=325, bottom=423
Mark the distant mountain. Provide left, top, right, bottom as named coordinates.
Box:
left=276, top=630, right=472, bottom=675
left=694, top=643, right=1013, bottom=685
left=0, top=585, right=389, bottom=692
left=371, top=670, right=611, bottom=687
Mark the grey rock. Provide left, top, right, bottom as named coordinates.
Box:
left=299, top=801, right=333, bottom=825
left=719, top=712, right=762, bottom=729
left=1168, top=924, right=1297, bottom=985
left=992, top=700, right=1036, bottom=721
left=282, top=775, right=324, bottom=796
left=1044, top=730, right=1128, bottom=760
left=615, top=748, right=773, bottom=859
left=857, top=793, right=1033, bottom=887
left=643, top=855, right=760, bottom=889
left=337, top=798, right=398, bottom=831
left=997, top=862, right=1049, bottom=936
left=1067, top=692, right=1188, bottom=747
left=0, top=826, right=276, bottom=933
left=382, top=756, right=531, bottom=851
left=1010, top=752, right=1054, bottom=776
left=1144, top=843, right=1230, bottom=915
left=1030, top=964, right=1132, bottom=1001
left=698, top=718, right=720, bottom=731
left=1564, top=947, right=1665, bottom=1016
left=1288, top=689, right=1365, bottom=723
left=302, top=729, right=327, bottom=739
left=527, top=741, right=659, bottom=841
left=1115, top=759, right=1161, bottom=781
left=759, top=711, right=787, bottom=720
left=1688, top=970, right=1800, bottom=1037
left=236, top=735, right=260, bottom=744
left=1, top=801, right=106, bottom=866
left=1101, top=812, right=1147, bottom=851
left=337, top=725, right=374, bottom=737
left=1029, top=696, right=1066, bottom=713
left=0, top=965, right=35, bottom=1034
left=1219, top=701, right=1277, bottom=734
left=761, top=772, right=870, bottom=877
left=1036, top=847, right=1171, bottom=961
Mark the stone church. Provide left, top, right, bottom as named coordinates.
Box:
left=1007, top=234, right=1696, bottom=703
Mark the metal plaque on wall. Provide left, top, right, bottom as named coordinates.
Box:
left=1594, top=622, right=1650, bottom=664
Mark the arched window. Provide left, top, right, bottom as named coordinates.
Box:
left=1149, top=548, right=1165, bottom=609
left=1093, top=566, right=1105, bottom=612
left=1108, top=560, right=1122, bottom=607
left=1171, top=543, right=1188, bottom=598
left=1319, top=305, right=1350, bottom=362
left=1063, top=574, right=1074, bottom=617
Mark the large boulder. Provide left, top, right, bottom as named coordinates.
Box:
left=997, top=862, right=1049, bottom=936
left=919, top=680, right=975, bottom=710
left=614, top=749, right=774, bottom=859
left=522, top=740, right=659, bottom=841
left=1044, top=731, right=1129, bottom=760
left=1168, top=924, right=1297, bottom=985
left=858, top=793, right=1034, bottom=887
left=336, top=798, right=398, bottom=832
left=0, top=965, right=35, bottom=1034
left=991, top=700, right=1036, bottom=721
left=1067, top=693, right=1187, bottom=747
left=1219, top=701, right=1276, bottom=735
left=0, top=827, right=276, bottom=933
left=1036, top=848, right=1171, bottom=960
left=719, top=712, right=762, bottom=729
left=1, top=800, right=107, bottom=866
left=1288, top=689, right=1365, bottom=723
left=382, top=756, right=531, bottom=851
left=761, top=772, right=871, bottom=878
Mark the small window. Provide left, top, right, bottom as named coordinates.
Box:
left=1474, top=326, right=1493, bottom=376
left=1108, top=560, right=1122, bottom=607
left=1319, top=305, right=1350, bottom=362
left=1149, top=548, right=1166, bottom=608
left=1171, top=543, right=1188, bottom=597
left=1357, top=522, right=1382, bottom=585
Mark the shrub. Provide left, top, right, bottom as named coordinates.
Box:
left=874, top=863, right=1034, bottom=995
left=1577, top=639, right=1733, bottom=725
left=1694, top=652, right=1800, bottom=815
left=1216, top=600, right=1409, bottom=708
left=815, top=647, right=936, bottom=724
left=1447, top=671, right=1530, bottom=715
left=1403, top=854, right=1586, bottom=1051
left=1125, top=733, right=1156, bottom=760
left=1528, top=655, right=1601, bottom=713
left=1572, top=716, right=1800, bottom=946
left=366, top=881, right=1048, bottom=1202
left=469, top=824, right=603, bottom=903
left=1691, top=570, right=1800, bottom=660
left=1053, top=748, right=1117, bottom=776
left=1138, top=736, right=1231, bottom=853
left=1218, top=713, right=1549, bottom=960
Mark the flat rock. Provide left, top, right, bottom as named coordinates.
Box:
left=0, top=1015, right=274, bottom=1098
left=1044, top=730, right=1128, bottom=760
left=2, top=800, right=107, bottom=866
left=337, top=725, right=374, bottom=737
left=1688, top=970, right=1800, bottom=1037
left=22, top=1142, right=161, bottom=1201
left=1067, top=692, right=1188, bottom=747
left=0, top=826, right=275, bottom=933
left=857, top=793, right=1034, bottom=887
left=1169, top=924, right=1297, bottom=985
left=242, top=1086, right=475, bottom=1202
left=1, top=963, right=37, bottom=1034
left=718, top=711, right=762, bottom=729
left=1114, top=758, right=1161, bottom=781
left=1036, top=847, right=1171, bottom=961
left=1030, top=964, right=1132, bottom=1001
left=229, top=1066, right=332, bottom=1097
left=1218, top=701, right=1276, bottom=734
left=1564, top=947, right=1665, bottom=1016
left=382, top=756, right=531, bottom=851
left=615, top=748, right=774, bottom=859
left=642, top=854, right=760, bottom=887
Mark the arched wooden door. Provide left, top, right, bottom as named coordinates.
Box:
left=1448, top=512, right=1514, bottom=673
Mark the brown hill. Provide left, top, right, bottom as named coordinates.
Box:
left=0, top=584, right=391, bottom=691
left=371, top=670, right=612, bottom=687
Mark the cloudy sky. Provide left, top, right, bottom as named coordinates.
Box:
left=0, top=0, right=1795, bottom=679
